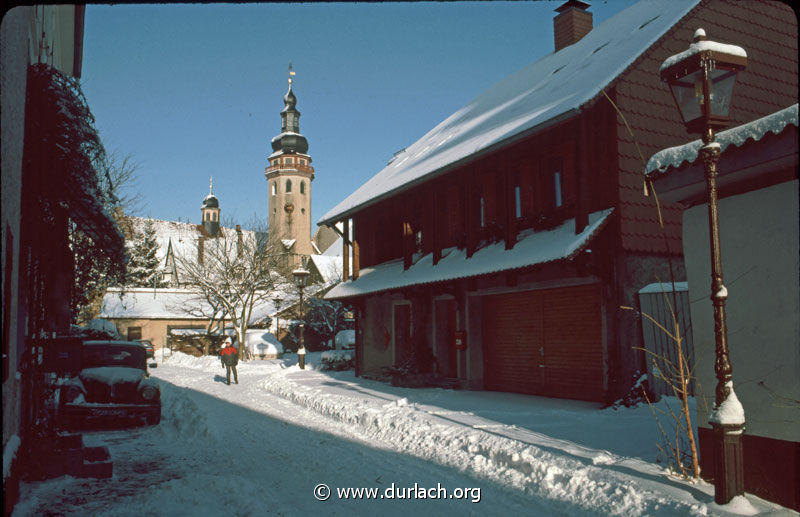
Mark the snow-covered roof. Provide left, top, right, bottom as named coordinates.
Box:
left=99, top=287, right=276, bottom=323
left=326, top=208, right=613, bottom=300
left=319, top=0, right=698, bottom=225
left=125, top=217, right=260, bottom=284
left=322, top=236, right=341, bottom=257
left=645, top=104, right=799, bottom=174
left=308, top=254, right=342, bottom=286
left=127, top=217, right=200, bottom=267
left=638, top=282, right=688, bottom=295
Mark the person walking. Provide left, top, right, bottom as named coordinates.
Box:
left=220, top=337, right=239, bottom=385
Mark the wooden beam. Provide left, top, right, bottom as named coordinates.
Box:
left=342, top=219, right=350, bottom=281
left=352, top=234, right=360, bottom=280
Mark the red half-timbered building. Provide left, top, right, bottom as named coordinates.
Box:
left=319, top=0, right=797, bottom=402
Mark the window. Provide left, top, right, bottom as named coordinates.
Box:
left=127, top=327, right=142, bottom=341
left=554, top=172, right=563, bottom=208
left=286, top=180, right=292, bottom=193
left=300, top=181, right=305, bottom=194
left=479, top=196, right=485, bottom=228
left=300, top=159, right=306, bottom=165
left=271, top=182, right=277, bottom=196
left=514, top=185, right=522, bottom=219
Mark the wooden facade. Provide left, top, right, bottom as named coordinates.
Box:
left=323, top=1, right=797, bottom=403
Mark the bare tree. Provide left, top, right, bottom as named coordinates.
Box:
left=604, top=89, right=700, bottom=479
left=173, top=218, right=289, bottom=360
left=101, top=151, right=143, bottom=217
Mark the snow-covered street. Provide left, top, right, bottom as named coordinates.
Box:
left=12, top=353, right=796, bottom=516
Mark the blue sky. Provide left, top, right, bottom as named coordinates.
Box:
left=82, top=1, right=637, bottom=230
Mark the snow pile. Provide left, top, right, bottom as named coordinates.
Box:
left=708, top=381, right=745, bottom=426
left=164, top=351, right=223, bottom=371
left=711, top=495, right=759, bottom=516
left=257, top=368, right=706, bottom=515
left=334, top=329, right=355, bottom=349
left=245, top=329, right=282, bottom=359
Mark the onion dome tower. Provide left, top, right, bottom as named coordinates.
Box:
left=265, top=64, right=315, bottom=265
left=201, top=176, right=221, bottom=236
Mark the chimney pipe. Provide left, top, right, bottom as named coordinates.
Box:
left=554, top=0, right=593, bottom=52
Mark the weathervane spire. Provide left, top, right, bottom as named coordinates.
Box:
left=209, top=176, right=213, bottom=194
left=288, top=62, right=295, bottom=86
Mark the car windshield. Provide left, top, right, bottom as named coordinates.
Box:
left=82, top=345, right=145, bottom=369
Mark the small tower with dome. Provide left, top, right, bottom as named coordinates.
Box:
left=265, top=65, right=315, bottom=267
left=201, top=177, right=221, bottom=237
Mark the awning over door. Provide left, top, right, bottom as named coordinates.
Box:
left=326, top=208, right=612, bottom=300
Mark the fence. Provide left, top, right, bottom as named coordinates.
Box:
left=637, top=282, right=695, bottom=400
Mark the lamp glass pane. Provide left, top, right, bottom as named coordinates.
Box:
left=669, top=68, right=704, bottom=125
left=709, top=70, right=736, bottom=118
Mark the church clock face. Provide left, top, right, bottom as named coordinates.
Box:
left=284, top=203, right=294, bottom=213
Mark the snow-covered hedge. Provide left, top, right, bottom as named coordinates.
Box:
left=320, top=350, right=354, bottom=371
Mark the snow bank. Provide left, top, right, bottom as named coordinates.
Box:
left=163, top=351, right=222, bottom=371
left=710, top=495, right=759, bottom=516
left=257, top=369, right=707, bottom=516
left=3, top=434, right=21, bottom=481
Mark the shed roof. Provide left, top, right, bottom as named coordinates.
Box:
left=645, top=104, right=798, bottom=175
left=99, top=287, right=276, bottom=323
left=645, top=104, right=798, bottom=204
left=319, top=0, right=698, bottom=225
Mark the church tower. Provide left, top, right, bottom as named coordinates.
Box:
left=201, top=177, right=221, bottom=237
left=266, top=65, right=315, bottom=267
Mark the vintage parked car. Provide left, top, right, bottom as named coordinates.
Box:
left=135, top=339, right=155, bottom=359
left=58, top=340, right=161, bottom=427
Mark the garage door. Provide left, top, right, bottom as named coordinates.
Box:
left=482, top=283, right=604, bottom=401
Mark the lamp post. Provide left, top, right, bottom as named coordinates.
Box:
left=660, top=28, right=747, bottom=504
left=292, top=265, right=310, bottom=369
left=273, top=297, right=282, bottom=338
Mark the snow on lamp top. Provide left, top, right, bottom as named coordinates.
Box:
left=660, top=29, right=747, bottom=133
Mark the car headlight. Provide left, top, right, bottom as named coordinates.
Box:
left=140, top=386, right=159, bottom=401
left=65, top=385, right=83, bottom=403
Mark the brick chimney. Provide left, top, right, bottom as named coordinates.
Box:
left=554, top=0, right=593, bottom=52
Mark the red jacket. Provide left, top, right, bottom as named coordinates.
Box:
left=220, top=345, right=238, bottom=366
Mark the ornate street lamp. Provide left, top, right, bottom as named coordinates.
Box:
left=292, top=264, right=310, bottom=369
left=273, top=297, right=282, bottom=337
left=660, top=29, right=747, bottom=504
